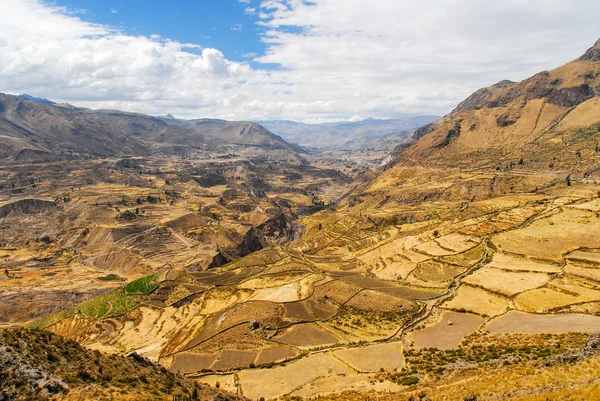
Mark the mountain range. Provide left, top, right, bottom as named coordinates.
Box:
left=257, top=116, right=439, bottom=150
left=0, top=94, right=305, bottom=163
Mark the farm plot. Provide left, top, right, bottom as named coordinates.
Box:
left=291, top=373, right=402, bottom=399
left=486, top=311, right=600, bottom=333
left=565, top=262, right=600, bottom=281
left=256, top=346, right=297, bottom=365
left=333, top=342, right=404, bottom=372
left=514, top=277, right=600, bottom=312
left=434, top=233, right=480, bottom=253
left=311, top=279, right=361, bottom=304
left=492, top=208, right=600, bottom=262
left=442, top=285, right=509, bottom=317
left=408, top=260, right=466, bottom=287
left=345, top=290, right=416, bottom=313
left=273, top=324, right=339, bottom=348
left=238, top=352, right=351, bottom=400
left=487, top=252, right=561, bottom=273
left=211, top=349, right=259, bottom=371
left=412, top=240, right=456, bottom=256
left=169, top=352, right=217, bottom=374
left=412, top=311, right=484, bottom=350
left=284, top=301, right=315, bottom=321
left=463, top=267, right=549, bottom=296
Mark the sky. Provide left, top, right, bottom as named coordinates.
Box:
left=0, top=0, right=599, bottom=122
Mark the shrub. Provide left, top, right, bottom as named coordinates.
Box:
left=399, top=376, right=419, bottom=386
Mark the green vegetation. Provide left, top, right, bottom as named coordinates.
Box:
left=97, top=273, right=121, bottom=281
left=398, top=376, right=419, bottom=386
left=75, top=289, right=140, bottom=319
left=30, top=274, right=159, bottom=328
left=124, top=273, right=159, bottom=294
left=28, top=308, right=75, bottom=330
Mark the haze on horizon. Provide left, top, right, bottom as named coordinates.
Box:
left=1, top=0, right=599, bottom=123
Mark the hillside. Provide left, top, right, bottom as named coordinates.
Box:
left=0, top=94, right=304, bottom=163
left=0, top=327, right=242, bottom=400
left=389, top=39, right=600, bottom=174
left=258, top=116, right=439, bottom=150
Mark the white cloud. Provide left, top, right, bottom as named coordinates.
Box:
left=238, top=0, right=251, bottom=3
left=245, top=7, right=256, bottom=15
left=0, top=0, right=599, bottom=121
left=230, top=24, right=243, bottom=31
left=109, top=8, right=118, bottom=14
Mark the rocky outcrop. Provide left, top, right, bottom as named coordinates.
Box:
left=579, top=39, right=600, bottom=61
left=209, top=227, right=268, bottom=268
left=436, top=122, right=462, bottom=147
left=0, top=199, right=56, bottom=219
left=547, top=84, right=597, bottom=107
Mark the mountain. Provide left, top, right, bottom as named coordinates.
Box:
left=18, top=94, right=56, bottom=104
left=0, top=94, right=305, bottom=163
left=160, top=117, right=307, bottom=155
left=257, top=116, right=439, bottom=150
left=389, top=39, right=600, bottom=173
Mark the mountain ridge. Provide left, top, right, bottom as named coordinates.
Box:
left=0, top=93, right=305, bottom=163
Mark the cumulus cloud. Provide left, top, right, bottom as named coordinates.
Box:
left=0, top=0, right=599, bottom=121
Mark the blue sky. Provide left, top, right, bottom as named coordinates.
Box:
left=1, top=0, right=599, bottom=121
left=57, top=0, right=267, bottom=64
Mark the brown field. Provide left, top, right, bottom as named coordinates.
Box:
left=333, top=342, right=404, bottom=372
left=210, top=349, right=259, bottom=371
left=311, top=279, right=361, bottom=304
left=463, top=267, right=549, bottom=296
left=273, top=324, right=340, bottom=348
left=255, top=346, right=297, bottom=365
left=307, top=299, right=339, bottom=319
left=486, top=311, right=600, bottom=333
left=238, top=352, right=352, bottom=399
left=487, top=252, right=562, bottom=273
left=284, top=301, right=315, bottom=321
left=408, top=260, right=466, bottom=287
left=492, top=208, right=600, bottom=262
left=515, top=277, right=600, bottom=312
left=442, top=284, right=509, bottom=316
left=412, top=311, right=484, bottom=350
left=169, top=352, right=217, bottom=374
left=565, top=261, right=600, bottom=281
left=345, top=290, right=415, bottom=313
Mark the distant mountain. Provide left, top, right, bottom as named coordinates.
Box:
left=160, top=117, right=307, bottom=155
left=18, top=94, right=56, bottom=104
left=0, top=93, right=305, bottom=163
left=257, top=116, right=439, bottom=150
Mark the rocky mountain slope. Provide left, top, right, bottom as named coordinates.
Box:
left=389, top=39, right=600, bottom=173
left=258, top=116, right=439, bottom=150
left=0, top=94, right=304, bottom=163
left=0, top=327, right=242, bottom=401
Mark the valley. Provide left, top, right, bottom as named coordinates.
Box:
left=1, top=40, right=600, bottom=401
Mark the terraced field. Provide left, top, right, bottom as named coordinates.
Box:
left=15, top=173, right=596, bottom=399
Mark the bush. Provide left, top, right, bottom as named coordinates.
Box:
left=399, top=376, right=419, bottom=386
